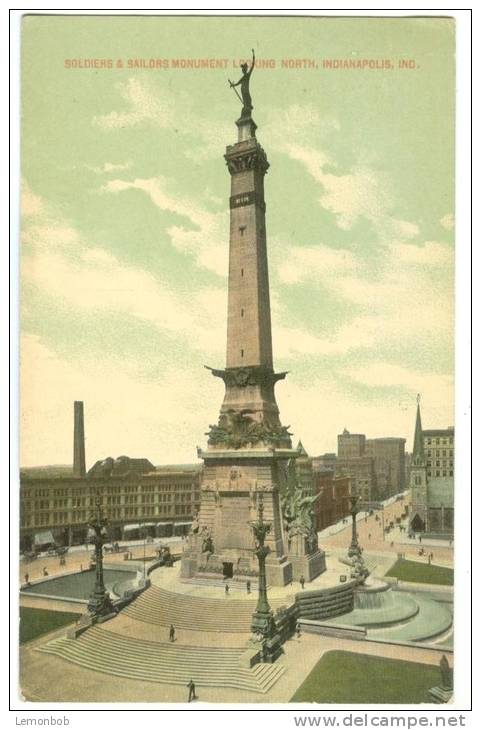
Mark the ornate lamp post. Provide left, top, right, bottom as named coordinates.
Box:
left=348, top=492, right=362, bottom=559
left=249, top=492, right=275, bottom=637
left=87, top=495, right=115, bottom=617
left=347, top=491, right=369, bottom=583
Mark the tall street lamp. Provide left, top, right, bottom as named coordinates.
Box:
left=248, top=491, right=282, bottom=663
left=87, top=495, right=115, bottom=617
left=142, top=525, right=147, bottom=581
left=348, top=492, right=362, bottom=559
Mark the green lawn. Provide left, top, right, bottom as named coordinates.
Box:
left=386, top=559, right=453, bottom=586
left=291, top=651, right=441, bottom=703
left=19, top=607, right=81, bottom=644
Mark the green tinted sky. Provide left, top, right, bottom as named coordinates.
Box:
left=20, top=15, right=455, bottom=466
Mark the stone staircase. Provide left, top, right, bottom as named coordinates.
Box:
left=122, top=585, right=287, bottom=633
left=37, top=625, right=285, bottom=694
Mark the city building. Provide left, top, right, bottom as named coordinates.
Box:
left=409, top=399, right=454, bottom=536
left=335, top=455, right=377, bottom=504
left=19, top=402, right=202, bottom=551
left=311, top=453, right=337, bottom=472
left=365, top=437, right=406, bottom=500
left=424, top=428, right=454, bottom=479
left=337, top=429, right=366, bottom=459
left=313, top=469, right=351, bottom=531
left=313, top=429, right=406, bottom=503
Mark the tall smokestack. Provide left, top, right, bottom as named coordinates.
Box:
left=73, top=401, right=86, bottom=477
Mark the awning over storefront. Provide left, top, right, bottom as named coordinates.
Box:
left=139, top=522, right=156, bottom=527
left=123, top=524, right=141, bottom=531
left=174, top=521, right=192, bottom=526
left=156, top=522, right=174, bottom=527
left=34, top=530, right=55, bottom=545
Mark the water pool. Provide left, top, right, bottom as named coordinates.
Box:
left=20, top=568, right=138, bottom=601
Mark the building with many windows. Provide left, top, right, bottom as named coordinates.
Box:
left=365, top=437, right=406, bottom=500
left=409, top=400, right=454, bottom=536
left=20, top=460, right=202, bottom=551
left=19, top=402, right=202, bottom=551
left=313, top=429, right=406, bottom=503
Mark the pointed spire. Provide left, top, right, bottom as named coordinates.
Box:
left=297, top=440, right=308, bottom=457
left=412, top=394, right=424, bottom=464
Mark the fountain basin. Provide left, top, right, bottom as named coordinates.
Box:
left=329, top=577, right=452, bottom=644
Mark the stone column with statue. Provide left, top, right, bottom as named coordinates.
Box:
left=180, top=50, right=325, bottom=587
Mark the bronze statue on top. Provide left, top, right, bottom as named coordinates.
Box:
left=229, top=49, right=255, bottom=118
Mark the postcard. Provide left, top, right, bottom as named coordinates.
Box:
left=17, top=12, right=463, bottom=712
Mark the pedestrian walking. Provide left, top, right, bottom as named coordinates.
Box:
left=296, top=622, right=301, bottom=639
left=169, top=624, right=175, bottom=642
left=187, top=679, right=197, bottom=702
left=24, top=573, right=29, bottom=585
left=246, top=580, right=251, bottom=594
left=43, top=567, right=48, bottom=576
left=225, top=583, right=229, bottom=596
left=300, top=575, right=305, bottom=589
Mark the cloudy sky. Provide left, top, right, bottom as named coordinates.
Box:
left=20, top=16, right=455, bottom=467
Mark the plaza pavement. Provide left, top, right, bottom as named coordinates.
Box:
left=19, top=538, right=183, bottom=585
left=19, top=620, right=452, bottom=704
left=321, top=497, right=453, bottom=568
left=18, top=492, right=454, bottom=704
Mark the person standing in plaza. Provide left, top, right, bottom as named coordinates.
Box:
left=187, top=679, right=196, bottom=702
left=225, top=583, right=229, bottom=596
left=300, top=575, right=305, bottom=589
left=246, top=580, right=251, bottom=594
left=169, top=624, right=175, bottom=642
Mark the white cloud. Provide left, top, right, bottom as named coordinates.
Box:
left=92, top=77, right=232, bottom=164
left=93, top=78, right=176, bottom=130
left=274, top=237, right=453, bottom=358
left=21, top=181, right=44, bottom=217
left=101, top=176, right=229, bottom=277
left=21, top=198, right=227, bottom=358
left=440, top=213, right=455, bottom=231
left=277, top=244, right=358, bottom=285
left=277, top=370, right=453, bottom=456
left=88, top=161, right=132, bottom=174
left=344, top=361, right=453, bottom=400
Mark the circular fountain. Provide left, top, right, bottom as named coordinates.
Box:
left=331, top=496, right=453, bottom=646
left=334, top=574, right=453, bottom=645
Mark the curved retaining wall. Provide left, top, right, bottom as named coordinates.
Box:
left=295, top=582, right=355, bottom=621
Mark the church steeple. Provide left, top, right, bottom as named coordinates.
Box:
left=412, top=394, right=425, bottom=465
left=409, top=394, right=428, bottom=532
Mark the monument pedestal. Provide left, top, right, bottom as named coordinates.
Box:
left=181, top=448, right=297, bottom=586
left=428, top=686, right=453, bottom=704
left=289, top=550, right=326, bottom=582
left=287, top=532, right=326, bottom=582
left=265, top=555, right=293, bottom=586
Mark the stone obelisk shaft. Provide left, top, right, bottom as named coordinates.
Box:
left=225, top=135, right=273, bottom=370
